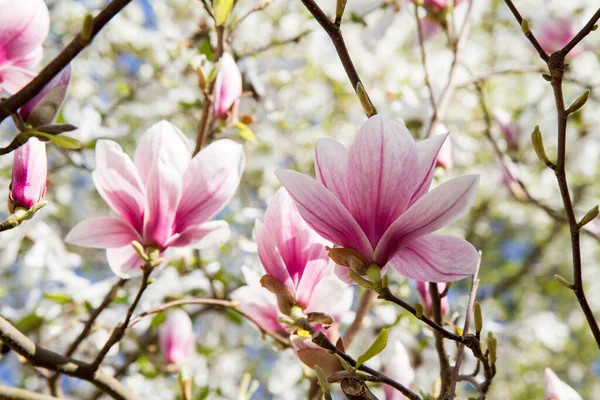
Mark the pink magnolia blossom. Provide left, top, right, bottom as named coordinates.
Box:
left=493, top=108, right=518, bottom=150
left=65, top=121, right=245, bottom=278
left=211, top=52, right=242, bottom=120
left=159, top=310, right=196, bottom=366
left=20, top=65, right=71, bottom=126
left=384, top=340, right=415, bottom=400
left=420, top=17, right=440, bottom=41
left=544, top=368, right=582, bottom=400
left=416, top=0, right=465, bottom=13
left=277, top=115, right=479, bottom=283
left=433, top=124, right=452, bottom=170
left=257, top=188, right=331, bottom=309
left=537, top=19, right=578, bottom=56
left=0, top=0, right=50, bottom=93
left=9, top=138, right=47, bottom=211
left=499, top=156, right=526, bottom=201
left=416, top=281, right=448, bottom=317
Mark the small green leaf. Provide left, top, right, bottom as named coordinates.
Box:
left=235, top=121, right=257, bottom=142
left=43, top=292, right=71, bottom=304
left=214, top=0, right=234, bottom=26
left=31, top=131, right=82, bottom=149
left=355, top=328, right=389, bottom=369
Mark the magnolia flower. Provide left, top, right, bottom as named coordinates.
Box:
left=211, top=52, right=242, bottom=120
left=20, top=65, right=71, bottom=127
left=384, top=340, right=415, bottom=400
left=433, top=124, right=452, bottom=170
left=493, top=108, right=518, bottom=150
left=0, top=0, right=50, bottom=93
left=159, top=310, right=196, bottom=366
left=416, top=0, right=465, bottom=13
left=9, top=138, right=47, bottom=212
left=416, top=281, right=448, bottom=317
left=544, top=368, right=582, bottom=400
left=257, top=188, right=331, bottom=309
left=537, top=19, right=578, bottom=56
left=65, top=121, right=245, bottom=278
left=499, top=156, right=526, bottom=201
left=277, top=115, right=479, bottom=282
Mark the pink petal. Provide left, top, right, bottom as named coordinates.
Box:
left=167, top=220, right=230, bottom=249
left=0, top=66, right=35, bottom=93
left=106, top=245, right=145, bottom=278
left=305, top=275, right=352, bottom=323
left=92, top=140, right=145, bottom=232
left=347, top=115, right=419, bottom=247
left=20, top=65, right=71, bottom=124
left=10, top=137, right=46, bottom=209
left=255, top=219, right=293, bottom=291
left=0, top=0, right=49, bottom=65
left=175, top=139, right=244, bottom=232
left=211, top=53, right=242, bottom=120
left=134, top=121, right=191, bottom=187
left=315, top=138, right=350, bottom=207
left=388, top=234, right=478, bottom=282
left=142, top=154, right=182, bottom=249
left=294, top=246, right=331, bottom=308
left=65, top=217, right=140, bottom=249
left=374, top=175, right=479, bottom=264
left=409, top=132, right=448, bottom=206
left=276, top=169, right=373, bottom=262
left=159, top=310, right=195, bottom=365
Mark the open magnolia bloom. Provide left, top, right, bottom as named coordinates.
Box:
left=0, top=0, right=49, bottom=93
left=277, top=115, right=479, bottom=283
left=66, top=121, right=245, bottom=278
left=545, top=369, right=582, bottom=400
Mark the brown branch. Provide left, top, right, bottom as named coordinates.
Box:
left=48, top=278, right=126, bottom=395
left=414, top=4, right=437, bottom=115
left=128, top=298, right=291, bottom=347
left=559, top=8, right=600, bottom=56
left=298, top=0, right=376, bottom=117
left=0, top=0, right=135, bottom=124
left=342, top=290, right=375, bottom=347
left=340, top=378, right=378, bottom=400
left=501, top=0, right=549, bottom=61
left=91, top=268, right=153, bottom=370
left=430, top=283, right=451, bottom=397
left=0, top=385, right=60, bottom=400
left=0, top=316, right=137, bottom=400
left=227, top=0, right=275, bottom=44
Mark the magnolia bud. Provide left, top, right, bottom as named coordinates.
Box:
left=159, top=310, right=196, bottom=366
left=416, top=281, right=449, bottom=317
left=9, top=138, right=47, bottom=212
left=326, top=247, right=369, bottom=275
left=211, top=53, right=242, bottom=121
left=260, top=275, right=297, bottom=315
left=19, top=66, right=71, bottom=127
left=492, top=108, right=518, bottom=150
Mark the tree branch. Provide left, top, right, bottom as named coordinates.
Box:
left=0, top=385, right=60, bottom=400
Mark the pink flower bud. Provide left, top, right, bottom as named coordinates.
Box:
left=544, top=368, right=582, bottom=400
left=492, top=108, right=518, bottom=150
left=159, top=310, right=196, bottom=366
left=537, top=19, right=578, bottom=56
left=20, top=65, right=71, bottom=127
left=9, top=137, right=47, bottom=212
left=433, top=124, right=453, bottom=170
left=211, top=53, right=242, bottom=120
left=417, top=0, right=465, bottom=13
left=416, top=281, right=448, bottom=317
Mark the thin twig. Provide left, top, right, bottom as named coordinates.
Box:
left=414, top=4, right=437, bottom=114
left=501, top=0, right=549, bottom=61
left=430, top=283, right=451, bottom=397
left=0, top=384, right=60, bottom=400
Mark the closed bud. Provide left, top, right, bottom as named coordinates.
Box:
left=336, top=0, right=347, bottom=19
left=80, top=13, right=94, bottom=44
left=9, top=138, right=47, bottom=212
left=20, top=66, right=71, bottom=127
left=579, top=205, right=599, bottom=227
left=415, top=303, right=424, bottom=319
left=211, top=53, right=242, bottom=121
left=260, top=275, right=297, bottom=315
left=531, top=125, right=553, bottom=168
left=554, top=274, right=573, bottom=289
left=567, top=90, right=590, bottom=114
left=159, top=310, right=196, bottom=367
left=327, top=247, right=369, bottom=275
left=521, top=19, right=530, bottom=34
left=355, top=82, right=376, bottom=117
left=593, top=24, right=598, bottom=31
left=487, top=332, right=497, bottom=364
left=474, top=301, right=483, bottom=334
left=542, top=73, right=552, bottom=81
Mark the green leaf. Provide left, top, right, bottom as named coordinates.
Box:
left=355, top=328, right=389, bottom=369
left=197, top=39, right=214, bottom=61
left=31, top=131, right=82, bottom=149
left=213, top=0, right=234, bottom=26
left=150, top=311, right=166, bottom=328
left=43, top=292, right=72, bottom=304
left=235, top=121, right=257, bottom=142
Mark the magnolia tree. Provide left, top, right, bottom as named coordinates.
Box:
left=0, top=0, right=599, bottom=399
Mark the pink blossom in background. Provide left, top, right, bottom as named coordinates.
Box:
left=65, top=120, right=245, bottom=278
left=492, top=108, right=518, bottom=150
left=256, top=188, right=331, bottom=309
left=433, top=123, right=453, bottom=170
left=544, top=368, right=582, bottom=400
left=416, top=0, right=465, bottom=13
left=499, top=156, right=526, bottom=201
left=159, top=310, right=196, bottom=366
left=0, top=0, right=50, bottom=93
left=384, top=340, right=415, bottom=400
left=420, top=17, right=440, bottom=41
left=537, top=19, right=578, bottom=56
left=20, top=65, right=71, bottom=126
left=211, top=52, right=242, bottom=120
left=277, top=115, right=480, bottom=283
left=416, top=281, right=449, bottom=317
left=9, top=138, right=47, bottom=211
